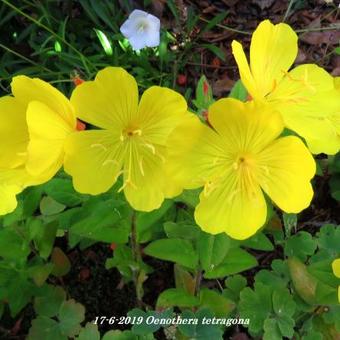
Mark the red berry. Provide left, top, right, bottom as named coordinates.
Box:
left=177, top=74, right=187, bottom=86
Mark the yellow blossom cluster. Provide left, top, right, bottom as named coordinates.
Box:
left=0, top=20, right=339, bottom=241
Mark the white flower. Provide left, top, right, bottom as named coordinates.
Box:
left=120, top=9, right=160, bottom=51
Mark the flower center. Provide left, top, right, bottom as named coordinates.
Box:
left=233, top=153, right=254, bottom=171
left=120, top=127, right=142, bottom=141
left=137, top=20, right=149, bottom=33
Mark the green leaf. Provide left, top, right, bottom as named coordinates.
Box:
left=178, top=308, right=224, bottom=339
left=102, top=330, right=138, bottom=339
left=204, top=247, right=257, bottom=278
left=192, top=75, right=214, bottom=110
left=136, top=200, right=173, bottom=242
left=316, top=224, right=340, bottom=255
left=28, top=316, right=67, bottom=340
left=44, top=178, right=84, bottom=207
left=58, top=299, right=85, bottom=337
left=28, top=263, right=54, bottom=286
left=239, top=282, right=273, bottom=333
left=287, top=257, right=317, bottom=305
left=77, top=323, right=100, bottom=340
left=197, top=231, right=231, bottom=272
left=51, top=247, right=71, bottom=277
left=201, top=44, right=226, bottom=61
left=201, top=11, right=228, bottom=33
left=0, top=227, right=30, bottom=261
left=156, top=288, right=199, bottom=309
left=228, top=80, right=248, bottom=101
left=263, top=318, right=281, bottom=340
left=70, top=200, right=130, bottom=244
left=272, top=289, right=296, bottom=337
left=144, top=238, right=198, bottom=269
left=174, top=264, right=196, bottom=295
left=29, top=219, right=58, bottom=259
left=283, top=213, right=297, bottom=237
left=199, top=288, right=235, bottom=317
left=94, top=29, right=113, bottom=56
left=128, top=308, right=173, bottom=335
left=242, top=232, right=274, bottom=251
left=284, top=231, right=317, bottom=261
left=40, top=196, right=66, bottom=216
left=164, top=221, right=199, bottom=240
left=34, top=285, right=66, bottom=317
left=223, top=275, right=247, bottom=302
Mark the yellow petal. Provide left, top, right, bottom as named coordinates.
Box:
left=258, top=136, right=315, bottom=213
left=332, top=259, right=340, bottom=278
left=166, top=113, right=226, bottom=190
left=122, top=141, right=166, bottom=212
left=0, top=96, right=28, bottom=168
left=64, top=130, right=124, bottom=195
left=11, top=75, right=75, bottom=128
left=231, top=40, right=258, bottom=99
left=269, top=64, right=338, bottom=116
left=137, top=86, right=187, bottom=145
left=270, top=64, right=340, bottom=154
left=195, top=169, right=267, bottom=240
left=232, top=20, right=297, bottom=100
left=249, top=20, right=298, bottom=97
left=0, top=167, right=47, bottom=215
left=208, top=98, right=284, bottom=154
left=70, top=67, right=138, bottom=130
left=26, top=101, right=74, bottom=179
left=334, top=77, right=340, bottom=90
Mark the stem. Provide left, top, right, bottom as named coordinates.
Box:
left=130, top=210, right=143, bottom=307
left=194, top=268, right=202, bottom=297
left=283, top=0, right=296, bottom=22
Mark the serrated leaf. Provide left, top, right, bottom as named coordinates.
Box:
left=77, top=323, right=100, bottom=340
left=242, top=232, right=274, bottom=251
left=58, top=299, right=85, bottom=337
left=28, top=316, right=67, bottom=340
left=34, top=285, right=66, bottom=317
left=284, top=231, right=317, bottom=261
left=239, top=282, right=273, bottom=333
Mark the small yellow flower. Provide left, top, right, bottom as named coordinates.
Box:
left=0, top=76, right=77, bottom=215
left=232, top=20, right=340, bottom=155
left=332, top=259, right=340, bottom=303
left=64, top=67, right=187, bottom=211
left=167, top=98, right=315, bottom=240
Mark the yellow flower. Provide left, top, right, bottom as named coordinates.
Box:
left=167, top=98, right=315, bottom=240
left=332, top=259, right=340, bottom=303
left=0, top=76, right=77, bottom=215
left=232, top=20, right=340, bottom=155
left=14, top=76, right=77, bottom=178
left=64, top=67, right=187, bottom=211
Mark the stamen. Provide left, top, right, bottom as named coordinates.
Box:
left=139, top=157, right=145, bottom=176
left=91, top=143, right=107, bottom=151
left=142, top=143, right=156, bottom=154
left=102, top=159, right=119, bottom=166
